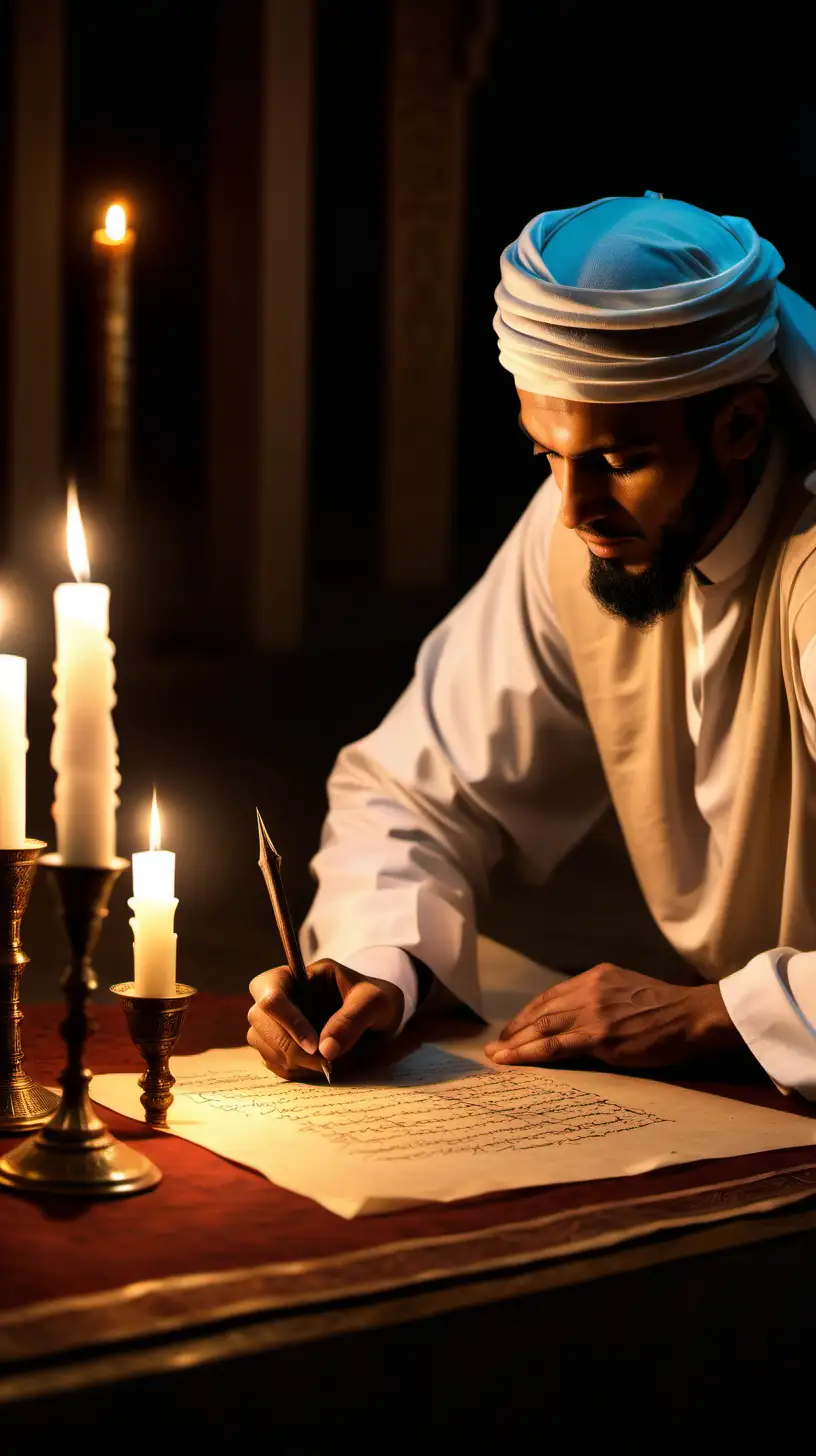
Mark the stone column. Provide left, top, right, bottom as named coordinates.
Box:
left=208, top=0, right=314, bottom=652
left=8, top=0, right=64, bottom=577
left=255, top=0, right=314, bottom=652
left=208, top=0, right=262, bottom=648
left=381, top=0, right=497, bottom=594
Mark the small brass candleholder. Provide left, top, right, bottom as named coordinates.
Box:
left=0, top=857, right=162, bottom=1197
left=111, top=982, right=197, bottom=1126
left=0, top=840, right=59, bottom=1132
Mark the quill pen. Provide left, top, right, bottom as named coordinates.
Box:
left=255, top=808, right=332, bottom=1084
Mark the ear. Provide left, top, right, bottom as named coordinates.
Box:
left=710, top=385, right=770, bottom=466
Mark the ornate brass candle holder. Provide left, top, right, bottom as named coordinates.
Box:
left=111, top=981, right=197, bottom=1126
left=0, top=840, right=59, bottom=1132
left=0, top=857, right=162, bottom=1197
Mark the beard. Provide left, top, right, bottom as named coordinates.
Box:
left=586, top=444, right=731, bottom=630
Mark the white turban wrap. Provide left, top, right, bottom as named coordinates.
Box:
left=493, top=192, right=816, bottom=421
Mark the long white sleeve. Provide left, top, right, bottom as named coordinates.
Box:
left=720, top=948, right=816, bottom=1098
left=719, top=631, right=816, bottom=1097
left=336, top=946, right=419, bottom=1036
left=301, top=478, right=610, bottom=1020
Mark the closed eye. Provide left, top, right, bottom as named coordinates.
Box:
left=538, top=448, right=650, bottom=479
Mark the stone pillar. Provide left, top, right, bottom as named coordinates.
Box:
left=8, top=0, right=64, bottom=576
left=255, top=0, right=314, bottom=652
left=381, top=0, right=497, bottom=594
left=208, top=0, right=262, bottom=648
left=208, top=0, right=314, bottom=652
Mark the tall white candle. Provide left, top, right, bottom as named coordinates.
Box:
left=129, top=790, right=178, bottom=998
left=51, top=482, right=119, bottom=864
left=0, top=652, right=27, bottom=847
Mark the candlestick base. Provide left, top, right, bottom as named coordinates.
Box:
left=0, top=1078, right=60, bottom=1135
left=0, top=1108, right=161, bottom=1196
left=0, top=857, right=161, bottom=1197
left=0, top=841, right=60, bottom=1133
left=111, top=982, right=197, bottom=1127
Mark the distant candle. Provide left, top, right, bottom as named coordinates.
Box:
left=92, top=199, right=136, bottom=503
left=0, top=632, right=27, bottom=847
left=51, top=483, right=119, bottom=864
left=129, top=790, right=178, bottom=998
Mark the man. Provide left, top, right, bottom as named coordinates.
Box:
left=248, top=192, right=816, bottom=1097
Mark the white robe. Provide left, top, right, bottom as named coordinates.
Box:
left=302, top=448, right=816, bottom=1096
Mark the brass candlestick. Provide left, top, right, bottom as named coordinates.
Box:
left=0, top=840, right=59, bottom=1132
left=0, top=857, right=161, bottom=1197
left=111, top=981, right=197, bottom=1127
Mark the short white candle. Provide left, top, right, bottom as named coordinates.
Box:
left=129, top=790, right=178, bottom=998
left=0, top=651, right=27, bottom=847
left=51, top=482, right=119, bottom=865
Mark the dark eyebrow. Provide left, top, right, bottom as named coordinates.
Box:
left=517, top=413, right=655, bottom=457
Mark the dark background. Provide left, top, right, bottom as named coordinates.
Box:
left=49, top=1, right=816, bottom=615
left=0, top=0, right=813, bottom=999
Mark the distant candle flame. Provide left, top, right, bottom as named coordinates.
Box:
left=104, top=203, right=127, bottom=243
left=149, top=789, right=162, bottom=852
left=66, top=481, right=90, bottom=583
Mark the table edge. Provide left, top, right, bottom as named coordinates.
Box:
left=1, top=1159, right=816, bottom=1404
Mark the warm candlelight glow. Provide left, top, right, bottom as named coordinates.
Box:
left=104, top=203, right=127, bottom=243
left=66, top=482, right=90, bottom=583
left=149, top=789, right=162, bottom=852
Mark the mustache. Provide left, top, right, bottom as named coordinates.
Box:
left=580, top=521, right=643, bottom=541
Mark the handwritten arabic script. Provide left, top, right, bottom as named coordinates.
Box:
left=174, top=1048, right=667, bottom=1162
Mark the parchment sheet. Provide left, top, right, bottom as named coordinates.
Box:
left=92, top=938, right=816, bottom=1218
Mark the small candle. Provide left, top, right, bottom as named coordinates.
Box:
left=0, top=641, right=27, bottom=848
left=129, top=790, right=178, bottom=998
left=51, top=483, right=119, bottom=864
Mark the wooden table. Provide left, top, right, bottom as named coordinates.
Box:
left=2, top=996, right=815, bottom=1447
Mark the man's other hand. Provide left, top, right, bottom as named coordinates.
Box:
left=484, top=962, right=740, bottom=1069
left=247, top=959, right=404, bottom=1081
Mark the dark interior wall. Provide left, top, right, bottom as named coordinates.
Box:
left=0, top=0, right=13, bottom=561
left=61, top=0, right=388, bottom=634
left=309, top=0, right=388, bottom=601
left=62, top=0, right=211, bottom=512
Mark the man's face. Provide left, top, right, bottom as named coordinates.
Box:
left=517, top=390, right=734, bottom=629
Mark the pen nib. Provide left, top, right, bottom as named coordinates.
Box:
left=322, top=1060, right=332, bottom=1085
left=255, top=807, right=280, bottom=865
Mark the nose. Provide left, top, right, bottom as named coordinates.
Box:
left=557, top=460, right=610, bottom=533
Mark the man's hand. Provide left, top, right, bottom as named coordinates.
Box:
left=484, top=962, right=741, bottom=1069
left=247, top=958, right=404, bottom=1081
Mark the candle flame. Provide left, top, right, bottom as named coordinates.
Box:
left=66, top=481, right=90, bottom=582
left=150, top=789, right=162, bottom=852
left=104, top=203, right=127, bottom=243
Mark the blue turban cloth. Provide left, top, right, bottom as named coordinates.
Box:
left=493, top=192, right=816, bottom=419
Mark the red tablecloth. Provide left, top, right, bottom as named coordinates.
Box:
left=2, top=995, right=816, bottom=1315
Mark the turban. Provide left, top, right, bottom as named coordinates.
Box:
left=493, top=192, right=816, bottom=421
